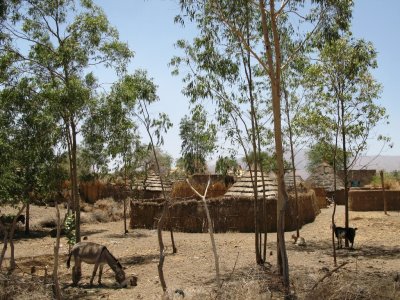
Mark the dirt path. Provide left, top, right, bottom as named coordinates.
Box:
left=3, top=204, right=400, bottom=299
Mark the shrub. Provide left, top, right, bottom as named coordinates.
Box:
left=370, top=172, right=400, bottom=190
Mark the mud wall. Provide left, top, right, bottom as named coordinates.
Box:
left=79, top=181, right=137, bottom=204
left=130, top=191, right=319, bottom=233
left=349, top=189, right=400, bottom=211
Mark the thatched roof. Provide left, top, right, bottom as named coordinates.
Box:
left=224, top=170, right=278, bottom=199
left=140, top=171, right=172, bottom=192
left=305, top=162, right=344, bottom=192
left=284, top=174, right=305, bottom=189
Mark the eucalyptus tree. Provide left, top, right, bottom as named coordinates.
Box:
left=173, top=2, right=277, bottom=265
left=305, top=141, right=347, bottom=174
left=304, top=34, right=388, bottom=245
left=215, top=155, right=239, bottom=176
left=178, top=0, right=353, bottom=289
left=2, top=0, right=132, bottom=242
left=179, top=105, right=217, bottom=174
left=110, top=70, right=173, bottom=293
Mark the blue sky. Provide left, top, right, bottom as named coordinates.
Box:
left=93, top=0, right=399, bottom=162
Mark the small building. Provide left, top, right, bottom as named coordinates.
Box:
left=305, top=162, right=345, bottom=205
left=337, top=169, right=376, bottom=187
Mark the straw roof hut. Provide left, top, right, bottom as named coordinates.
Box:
left=144, top=171, right=171, bottom=192
left=305, top=162, right=344, bottom=192
left=224, top=170, right=278, bottom=199
left=284, top=174, right=305, bottom=191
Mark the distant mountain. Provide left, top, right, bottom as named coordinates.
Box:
left=350, top=155, right=400, bottom=172
left=294, top=153, right=400, bottom=179
left=208, top=152, right=400, bottom=180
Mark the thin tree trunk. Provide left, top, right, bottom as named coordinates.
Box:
left=8, top=204, right=26, bottom=271
left=124, top=163, right=128, bottom=234
left=241, top=5, right=262, bottom=263
left=259, top=0, right=290, bottom=289
left=380, top=170, right=388, bottom=215
left=71, top=120, right=81, bottom=243
left=340, top=97, right=349, bottom=247
left=25, top=201, right=30, bottom=235
left=52, top=200, right=62, bottom=299
left=187, top=178, right=220, bottom=287
left=254, top=102, right=268, bottom=262
left=332, top=98, right=340, bottom=266
left=65, top=123, right=73, bottom=215
left=284, top=88, right=300, bottom=238
left=0, top=228, right=8, bottom=270
left=137, top=100, right=176, bottom=294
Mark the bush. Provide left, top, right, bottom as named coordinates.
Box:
left=370, top=172, right=400, bottom=190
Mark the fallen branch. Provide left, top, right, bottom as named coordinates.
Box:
left=311, top=262, right=348, bottom=290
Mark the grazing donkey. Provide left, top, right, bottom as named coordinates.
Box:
left=66, top=242, right=127, bottom=287
left=333, top=224, right=358, bottom=249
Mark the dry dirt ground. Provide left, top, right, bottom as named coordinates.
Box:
left=2, top=204, right=400, bottom=299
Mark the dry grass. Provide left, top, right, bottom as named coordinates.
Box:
left=35, top=198, right=124, bottom=229
left=0, top=272, right=53, bottom=300
left=163, top=266, right=284, bottom=300
left=300, top=269, right=400, bottom=300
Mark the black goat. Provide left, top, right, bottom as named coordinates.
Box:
left=333, top=224, right=357, bottom=249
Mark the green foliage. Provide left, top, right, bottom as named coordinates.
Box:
left=179, top=105, right=216, bottom=174
left=370, top=171, right=400, bottom=190
left=243, top=151, right=290, bottom=174
left=0, top=79, right=62, bottom=207
left=64, top=213, right=76, bottom=246
left=302, top=34, right=388, bottom=164
left=215, top=156, right=239, bottom=176
left=306, top=142, right=348, bottom=173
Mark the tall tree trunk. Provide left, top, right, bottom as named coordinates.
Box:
left=340, top=97, right=349, bottom=247
left=71, top=120, right=81, bottom=243
left=284, top=88, right=300, bottom=238
left=241, top=5, right=262, bottom=263
left=332, top=97, right=341, bottom=266
left=259, top=0, right=290, bottom=289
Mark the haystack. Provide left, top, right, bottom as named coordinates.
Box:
left=224, top=170, right=278, bottom=199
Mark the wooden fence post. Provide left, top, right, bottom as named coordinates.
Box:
left=380, top=170, right=388, bottom=215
